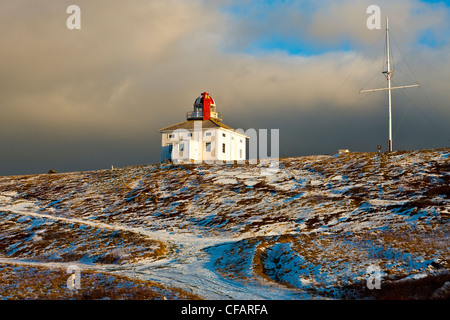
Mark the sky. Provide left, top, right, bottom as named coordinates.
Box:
left=1, top=0, right=450, bottom=176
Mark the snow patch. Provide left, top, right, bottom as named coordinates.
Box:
left=214, top=178, right=238, bottom=185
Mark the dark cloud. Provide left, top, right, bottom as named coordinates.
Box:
left=0, top=0, right=449, bottom=176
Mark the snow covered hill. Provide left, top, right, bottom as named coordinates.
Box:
left=0, top=148, right=449, bottom=299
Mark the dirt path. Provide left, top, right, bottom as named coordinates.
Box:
left=1, top=198, right=307, bottom=299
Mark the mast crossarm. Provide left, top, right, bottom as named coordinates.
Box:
left=359, top=84, right=419, bottom=93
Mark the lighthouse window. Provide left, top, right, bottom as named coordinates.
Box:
left=205, top=142, right=211, bottom=152
left=222, top=143, right=226, bottom=153
left=205, top=132, right=212, bottom=136
left=168, top=134, right=174, bottom=139
left=222, top=133, right=226, bottom=137
left=179, top=143, right=185, bottom=152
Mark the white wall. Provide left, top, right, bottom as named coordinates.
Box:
left=160, top=126, right=247, bottom=163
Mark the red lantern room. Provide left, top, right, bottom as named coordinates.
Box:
left=186, top=92, right=223, bottom=122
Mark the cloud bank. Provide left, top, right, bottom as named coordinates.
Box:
left=0, top=0, right=449, bottom=175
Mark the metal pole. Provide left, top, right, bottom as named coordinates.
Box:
left=386, top=17, right=392, bottom=152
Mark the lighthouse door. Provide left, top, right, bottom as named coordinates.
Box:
left=167, top=143, right=173, bottom=161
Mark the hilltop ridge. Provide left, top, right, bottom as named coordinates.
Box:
left=0, top=148, right=449, bottom=299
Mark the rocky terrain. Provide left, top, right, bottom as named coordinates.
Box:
left=0, top=148, right=449, bottom=300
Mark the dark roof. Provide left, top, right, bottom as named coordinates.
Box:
left=158, top=119, right=235, bottom=132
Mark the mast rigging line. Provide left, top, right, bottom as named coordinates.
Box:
left=395, top=84, right=450, bottom=143
left=389, top=31, right=420, bottom=85
left=325, top=30, right=386, bottom=108
left=387, top=26, right=450, bottom=143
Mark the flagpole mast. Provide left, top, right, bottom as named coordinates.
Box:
left=359, top=17, right=419, bottom=152
left=386, top=17, right=393, bottom=152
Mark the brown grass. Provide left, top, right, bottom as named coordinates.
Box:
left=250, top=223, right=449, bottom=298
left=338, top=273, right=450, bottom=300
left=0, top=264, right=201, bottom=300
left=0, top=211, right=166, bottom=264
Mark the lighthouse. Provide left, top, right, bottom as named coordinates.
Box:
left=158, top=92, right=248, bottom=163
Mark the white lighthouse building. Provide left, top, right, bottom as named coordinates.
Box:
left=158, top=92, right=248, bottom=163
